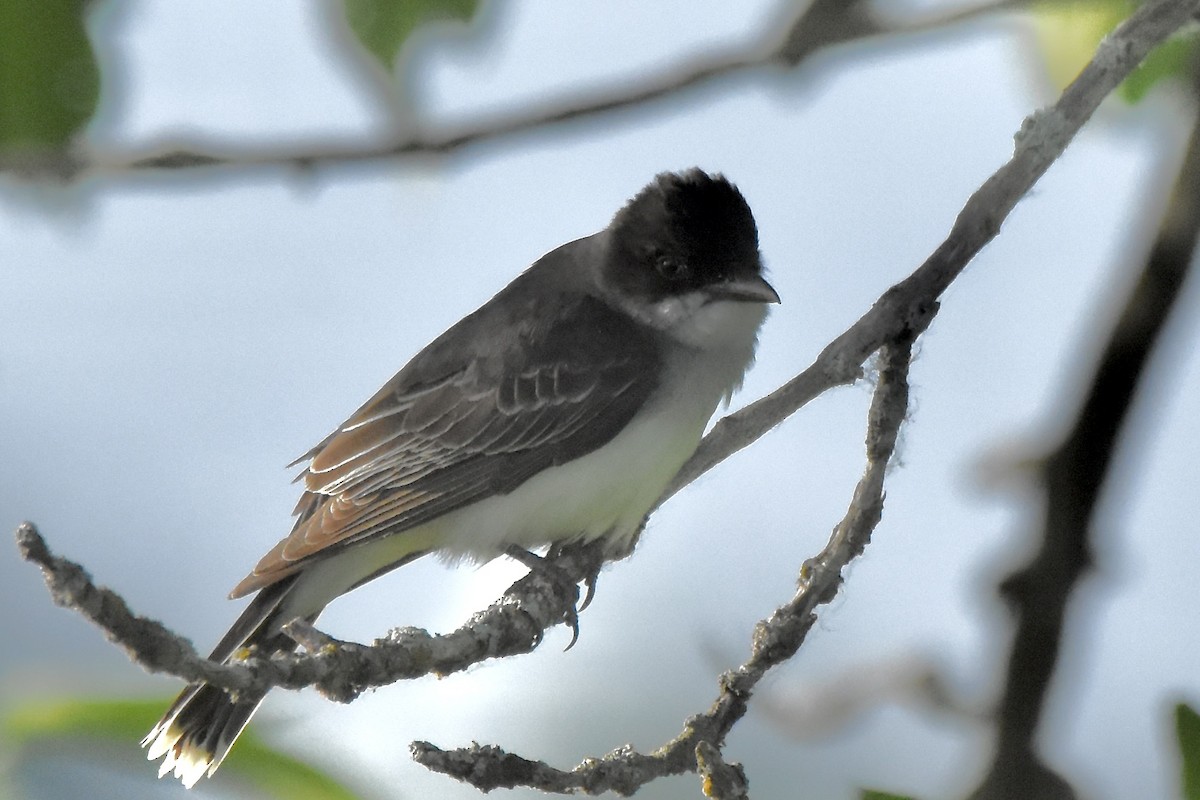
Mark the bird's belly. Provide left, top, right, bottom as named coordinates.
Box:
left=280, top=346, right=749, bottom=619
left=435, top=392, right=713, bottom=558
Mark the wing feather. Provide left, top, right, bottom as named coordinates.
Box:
left=230, top=292, right=661, bottom=598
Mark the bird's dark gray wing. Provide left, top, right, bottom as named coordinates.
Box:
left=231, top=292, right=660, bottom=597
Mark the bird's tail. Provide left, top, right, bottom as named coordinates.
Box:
left=143, top=575, right=305, bottom=788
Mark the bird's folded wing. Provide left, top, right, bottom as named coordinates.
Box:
left=231, top=295, right=659, bottom=597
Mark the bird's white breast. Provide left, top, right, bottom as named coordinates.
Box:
left=430, top=295, right=766, bottom=556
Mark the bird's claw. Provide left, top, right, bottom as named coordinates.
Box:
left=505, top=544, right=584, bottom=649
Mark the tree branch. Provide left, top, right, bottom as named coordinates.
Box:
left=14, top=0, right=1197, bottom=715
left=968, top=56, right=1200, bottom=800
left=668, top=0, right=1200, bottom=495
left=17, top=522, right=605, bottom=702
left=13, top=0, right=1199, bottom=795
left=411, top=336, right=915, bottom=795
left=695, top=742, right=750, bottom=800
left=10, top=0, right=1026, bottom=181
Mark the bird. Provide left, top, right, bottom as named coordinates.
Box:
left=143, top=168, right=779, bottom=787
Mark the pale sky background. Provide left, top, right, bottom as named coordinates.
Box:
left=3, top=2, right=1199, bottom=799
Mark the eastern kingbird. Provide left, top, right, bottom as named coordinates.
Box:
left=144, top=168, right=779, bottom=787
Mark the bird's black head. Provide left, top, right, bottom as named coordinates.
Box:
left=603, top=169, right=774, bottom=305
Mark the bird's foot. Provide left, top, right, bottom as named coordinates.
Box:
left=504, top=545, right=584, bottom=650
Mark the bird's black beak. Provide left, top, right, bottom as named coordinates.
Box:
left=708, top=274, right=781, bottom=304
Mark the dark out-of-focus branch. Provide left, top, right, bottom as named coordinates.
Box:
left=411, top=336, right=915, bottom=796
left=968, top=62, right=1200, bottom=800
left=4, top=0, right=1026, bottom=181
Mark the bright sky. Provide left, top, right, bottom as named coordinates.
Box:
left=3, top=2, right=1199, bottom=799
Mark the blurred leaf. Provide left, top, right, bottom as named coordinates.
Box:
left=1030, top=0, right=1197, bottom=104
left=0, top=0, right=99, bottom=157
left=4, top=696, right=164, bottom=743
left=1179, top=702, right=1200, bottom=800
left=342, top=0, right=480, bottom=74
left=1120, top=35, right=1197, bottom=103
left=3, top=697, right=365, bottom=800
left=231, top=728, right=366, bottom=800
left=861, top=790, right=917, bottom=800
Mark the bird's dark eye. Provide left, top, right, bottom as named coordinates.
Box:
left=655, top=256, right=688, bottom=280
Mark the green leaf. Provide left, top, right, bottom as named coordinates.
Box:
left=3, top=696, right=164, bottom=743
left=342, top=0, right=480, bottom=74
left=4, top=696, right=366, bottom=800
left=1030, top=0, right=1196, bottom=105
left=860, top=790, right=918, bottom=800
left=1119, top=35, right=1198, bottom=104
left=222, top=727, right=366, bottom=800
left=1178, top=703, right=1200, bottom=800
left=0, top=0, right=99, bottom=155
